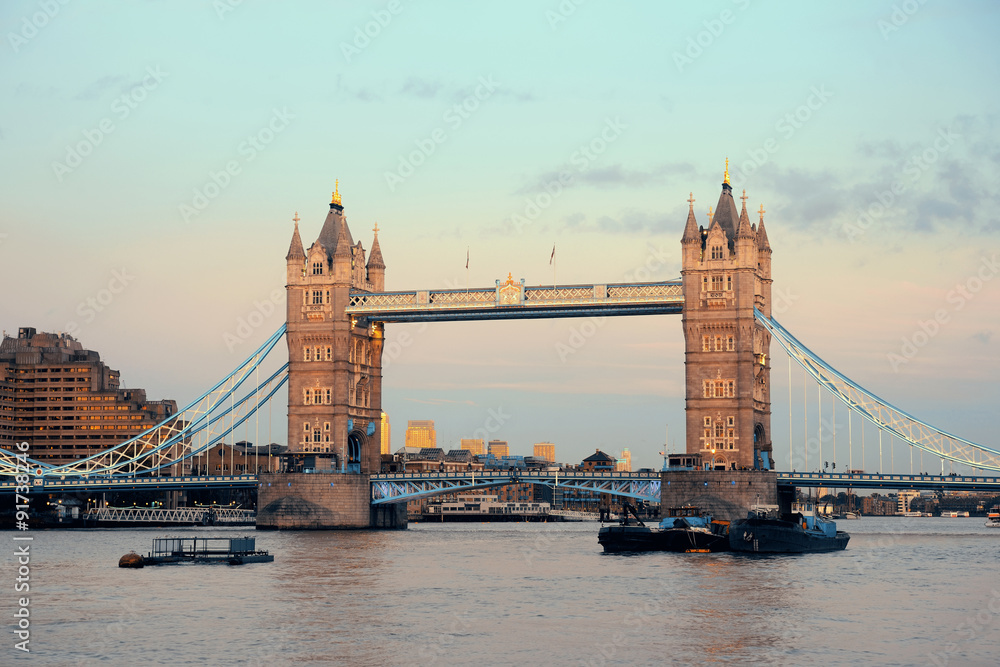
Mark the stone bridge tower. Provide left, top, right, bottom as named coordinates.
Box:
left=680, top=164, right=773, bottom=470
left=284, top=183, right=385, bottom=474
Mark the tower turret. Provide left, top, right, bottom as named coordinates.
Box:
left=286, top=212, right=305, bottom=283
left=367, top=223, right=386, bottom=291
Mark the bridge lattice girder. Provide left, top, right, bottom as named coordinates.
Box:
left=370, top=471, right=662, bottom=504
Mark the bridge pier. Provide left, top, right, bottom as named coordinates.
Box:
left=256, top=473, right=406, bottom=530
left=660, top=470, right=783, bottom=522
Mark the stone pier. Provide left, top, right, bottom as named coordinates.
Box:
left=660, top=470, right=785, bottom=522
left=256, top=472, right=406, bottom=530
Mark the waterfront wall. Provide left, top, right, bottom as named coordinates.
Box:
left=660, top=470, right=778, bottom=522
left=257, top=473, right=407, bottom=529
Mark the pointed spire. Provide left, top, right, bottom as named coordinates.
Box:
left=367, top=222, right=385, bottom=269
left=737, top=189, right=754, bottom=239
left=334, top=215, right=351, bottom=258
left=723, top=157, right=730, bottom=185
left=756, top=203, right=771, bottom=251
left=285, top=211, right=305, bottom=261
left=681, top=192, right=700, bottom=243
left=317, top=184, right=353, bottom=254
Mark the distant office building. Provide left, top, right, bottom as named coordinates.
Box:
left=534, top=442, right=555, bottom=463
left=0, top=327, right=178, bottom=464
left=461, top=438, right=485, bottom=456
left=405, top=420, right=436, bottom=449
left=488, top=439, right=509, bottom=458
left=381, top=411, right=391, bottom=455
left=615, top=448, right=632, bottom=472
left=897, top=490, right=920, bottom=514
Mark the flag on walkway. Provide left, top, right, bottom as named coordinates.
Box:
left=549, top=244, right=555, bottom=265
left=466, top=247, right=469, bottom=270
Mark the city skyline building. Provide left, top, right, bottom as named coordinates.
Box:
left=615, top=448, right=632, bottom=472
left=533, top=442, right=555, bottom=463
left=460, top=438, right=485, bottom=457
left=406, top=420, right=436, bottom=449
left=0, top=327, right=178, bottom=464
left=488, top=439, right=509, bottom=458
left=381, top=411, right=391, bottom=456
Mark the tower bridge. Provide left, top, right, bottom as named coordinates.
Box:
left=3, top=168, right=999, bottom=527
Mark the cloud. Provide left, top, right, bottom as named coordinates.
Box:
left=399, top=77, right=444, bottom=99
left=515, top=161, right=695, bottom=196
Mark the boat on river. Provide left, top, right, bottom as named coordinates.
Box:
left=729, top=504, right=849, bottom=553
left=129, top=536, right=274, bottom=566
left=598, top=505, right=730, bottom=553
left=985, top=508, right=1000, bottom=528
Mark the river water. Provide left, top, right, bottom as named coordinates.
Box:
left=5, top=517, right=999, bottom=666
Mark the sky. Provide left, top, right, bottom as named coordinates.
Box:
left=1, top=1, right=998, bottom=472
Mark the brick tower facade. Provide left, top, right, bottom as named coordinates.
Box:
left=680, top=166, right=773, bottom=470
left=284, top=184, right=385, bottom=474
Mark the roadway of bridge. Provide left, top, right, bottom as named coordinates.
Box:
left=4, top=471, right=999, bottom=496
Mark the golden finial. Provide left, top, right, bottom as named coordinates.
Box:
left=707, top=206, right=713, bottom=223
left=687, top=192, right=695, bottom=209
left=723, top=158, right=730, bottom=185
left=372, top=222, right=379, bottom=237
left=758, top=203, right=766, bottom=220
left=741, top=189, right=748, bottom=206
left=293, top=211, right=300, bottom=225
left=331, top=180, right=342, bottom=205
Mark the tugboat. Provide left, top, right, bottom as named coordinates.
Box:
left=729, top=503, right=849, bottom=553
left=598, top=504, right=730, bottom=553
left=985, top=507, right=1000, bottom=528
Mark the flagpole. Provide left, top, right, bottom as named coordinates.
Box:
left=466, top=247, right=469, bottom=293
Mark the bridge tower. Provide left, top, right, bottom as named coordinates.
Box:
left=283, top=183, right=385, bottom=475
left=680, top=164, right=773, bottom=470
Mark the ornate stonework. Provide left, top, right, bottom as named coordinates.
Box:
left=680, top=177, right=773, bottom=470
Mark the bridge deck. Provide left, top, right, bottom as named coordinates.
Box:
left=345, top=280, right=683, bottom=322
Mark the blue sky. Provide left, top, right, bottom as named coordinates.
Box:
left=2, top=1, right=997, bottom=471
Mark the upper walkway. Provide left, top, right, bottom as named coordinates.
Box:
left=345, top=279, right=683, bottom=322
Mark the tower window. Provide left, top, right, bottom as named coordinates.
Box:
left=727, top=381, right=735, bottom=397
left=312, top=262, right=323, bottom=275
left=715, top=422, right=724, bottom=438
left=704, top=417, right=712, bottom=427
left=711, top=275, right=724, bottom=291
left=312, top=290, right=323, bottom=305
left=727, top=335, right=735, bottom=351
left=304, top=388, right=313, bottom=405
left=727, top=416, right=735, bottom=427
left=304, top=348, right=312, bottom=362
left=726, top=275, right=732, bottom=291
left=324, top=388, right=332, bottom=404
left=711, top=245, right=723, bottom=260
left=715, top=336, right=723, bottom=352
left=702, top=336, right=711, bottom=352
left=325, top=346, right=332, bottom=361
left=702, top=276, right=708, bottom=291
left=325, top=290, right=330, bottom=304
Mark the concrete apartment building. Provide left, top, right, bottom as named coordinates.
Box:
left=0, top=327, right=177, bottom=464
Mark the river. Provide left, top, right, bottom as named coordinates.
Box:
left=5, top=517, right=999, bottom=665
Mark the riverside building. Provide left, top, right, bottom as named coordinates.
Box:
left=0, top=327, right=177, bottom=464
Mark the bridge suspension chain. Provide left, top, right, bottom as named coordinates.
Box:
left=0, top=325, right=288, bottom=478
left=756, top=310, right=1000, bottom=472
